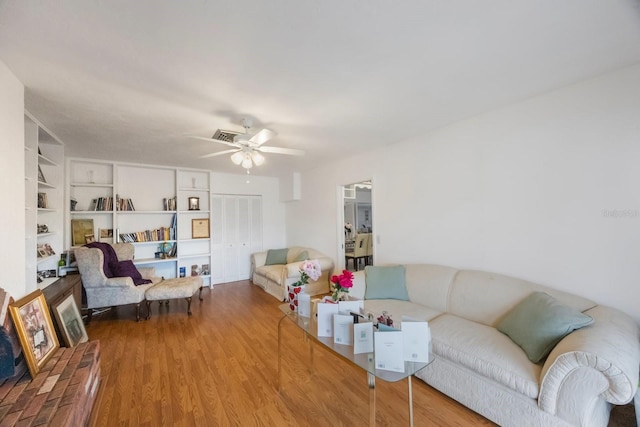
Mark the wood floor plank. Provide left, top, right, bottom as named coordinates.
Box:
left=87, top=280, right=496, bottom=426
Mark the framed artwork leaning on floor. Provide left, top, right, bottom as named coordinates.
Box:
left=52, top=294, right=88, bottom=348
left=9, top=290, right=59, bottom=377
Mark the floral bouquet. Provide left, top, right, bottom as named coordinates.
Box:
left=330, top=269, right=354, bottom=301
left=288, top=259, right=321, bottom=311
left=294, top=259, right=322, bottom=287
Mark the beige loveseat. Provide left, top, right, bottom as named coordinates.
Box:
left=349, top=264, right=639, bottom=427
left=250, top=247, right=334, bottom=300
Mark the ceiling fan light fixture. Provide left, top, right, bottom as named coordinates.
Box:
left=230, top=151, right=244, bottom=165
left=252, top=151, right=265, bottom=166
left=241, top=155, right=253, bottom=169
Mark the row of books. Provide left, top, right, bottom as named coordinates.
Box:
left=116, top=195, right=135, bottom=211
left=88, top=196, right=113, bottom=211
left=119, top=226, right=176, bottom=243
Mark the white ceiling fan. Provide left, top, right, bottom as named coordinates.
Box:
left=190, top=118, right=304, bottom=169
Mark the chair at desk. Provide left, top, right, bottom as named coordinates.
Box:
left=345, top=233, right=370, bottom=271
left=366, top=232, right=373, bottom=265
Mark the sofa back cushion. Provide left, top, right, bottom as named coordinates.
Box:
left=287, top=247, right=327, bottom=263
left=448, top=270, right=597, bottom=327
left=497, top=291, right=594, bottom=363
left=364, top=265, right=409, bottom=300
left=403, top=264, right=459, bottom=313
left=265, top=248, right=289, bottom=265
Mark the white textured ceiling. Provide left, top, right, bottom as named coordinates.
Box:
left=1, top=0, right=640, bottom=177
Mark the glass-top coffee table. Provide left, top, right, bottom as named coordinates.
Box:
left=278, top=304, right=431, bottom=426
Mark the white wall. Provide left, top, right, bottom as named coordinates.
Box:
left=0, top=61, right=26, bottom=298
left=211, top=172, right=286, bottom=250
left=287, top=63, right=640, bottom=324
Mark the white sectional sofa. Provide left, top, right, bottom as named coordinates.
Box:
left=251, top=246, right=334, bottom=301
left=349, top=264, right=640, bottom=427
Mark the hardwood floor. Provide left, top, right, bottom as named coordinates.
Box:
left=86, top=280, right=495, bottom=426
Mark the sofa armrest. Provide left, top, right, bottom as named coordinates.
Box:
left=251, top=251, right=268, bottom=270
left=538, top=305, right=639, bottom=423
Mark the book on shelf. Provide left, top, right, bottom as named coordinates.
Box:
left=115, top=194, right=135, bottom=211
left=89, top=196, right=113, bottom=211
left=118, top=226, right=176, bottom=243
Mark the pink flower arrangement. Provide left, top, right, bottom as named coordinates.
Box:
left=330, top=270, right=354, bottom=301
left=293, top=259, right=322, bottom=287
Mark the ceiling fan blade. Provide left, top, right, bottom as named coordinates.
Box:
left=188, top=135, right=241, bottom=148
left=199, top=149, right=240, bottom=159
left=248, top=128, right=276, bottom=146
left=258, top=146, right=305, bottom=156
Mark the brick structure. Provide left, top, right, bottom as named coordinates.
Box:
left=0, top=341, right=100, bottom=426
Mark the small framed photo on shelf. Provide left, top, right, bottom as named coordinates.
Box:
left=37, top=192, right=48, bottom=209
left=192, top=218, right=210, bottom=239
left=9, top=290, right=60, bottom=377
left=51, top=294, right=88, bottom=348
left=84, top=234, right=95, bottom=244
left=188, top=196, right=200, bottom=210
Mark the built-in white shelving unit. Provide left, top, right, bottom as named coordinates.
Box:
left=66, top=159, right=213, bottom=286
left=25, top=111, right=65, bottom=291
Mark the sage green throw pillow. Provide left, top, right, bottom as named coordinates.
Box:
left=364, top=265, right=409, bottom=301
left=265, top=248, right=288, bottom=265
left=497, top=292, right=594, bottom=363
left=293, top=250, right=309, bottom=262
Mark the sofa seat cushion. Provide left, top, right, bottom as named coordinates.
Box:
left=430, top=314, right=541, bottom=399
left=362, top=299, right=443, bottom=323
left=254, top=264, right=286, bottom=285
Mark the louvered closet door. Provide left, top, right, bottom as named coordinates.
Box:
left=210, top=195, right=224, bottom=285
left=250, top=197, right=263, bottom=256
left=236, top=197, right=252, bottom=280
left=223, top=196, right=240, bottom=283
left=211, top=194, right=263, bottom=285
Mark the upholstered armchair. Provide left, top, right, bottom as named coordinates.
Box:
left=75, top=243, right=161, bottom=322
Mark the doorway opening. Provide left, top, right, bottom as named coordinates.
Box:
left=341, top=180, right=373, bottom=272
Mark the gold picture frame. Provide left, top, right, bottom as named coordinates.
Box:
left=71, top=218, right=94, bottom=246
left=192, top=218, right=210, bottom=239
left=9, top=290, right=60, bottom=377
left=52, top=294, right=88, bottom=348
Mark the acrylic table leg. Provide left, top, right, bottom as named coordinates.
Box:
left=277, top=316, right=285, bottom=392
left=368, top=372, right=376, bottom=426
left=408, top=375, right=414, bottom=427
left=309, top=336, right=314, bottom=375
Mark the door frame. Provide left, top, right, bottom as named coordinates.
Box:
left=337, top=179, right=374, bottom=270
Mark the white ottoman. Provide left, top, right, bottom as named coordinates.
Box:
left=145, top=276, right=204, bottom=318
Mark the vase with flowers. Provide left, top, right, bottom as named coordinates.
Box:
left=330, top=270, right=354, bottom=301
left=288, top=259, right=322, bottom=311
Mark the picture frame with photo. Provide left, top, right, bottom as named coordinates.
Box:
left=192, top=218, right=210, bottom=239
left=9, top=290, right=59, bottom=377
left=51, top=294, right=88, bottom=347
left=71, top=219, right=94, bottom=246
